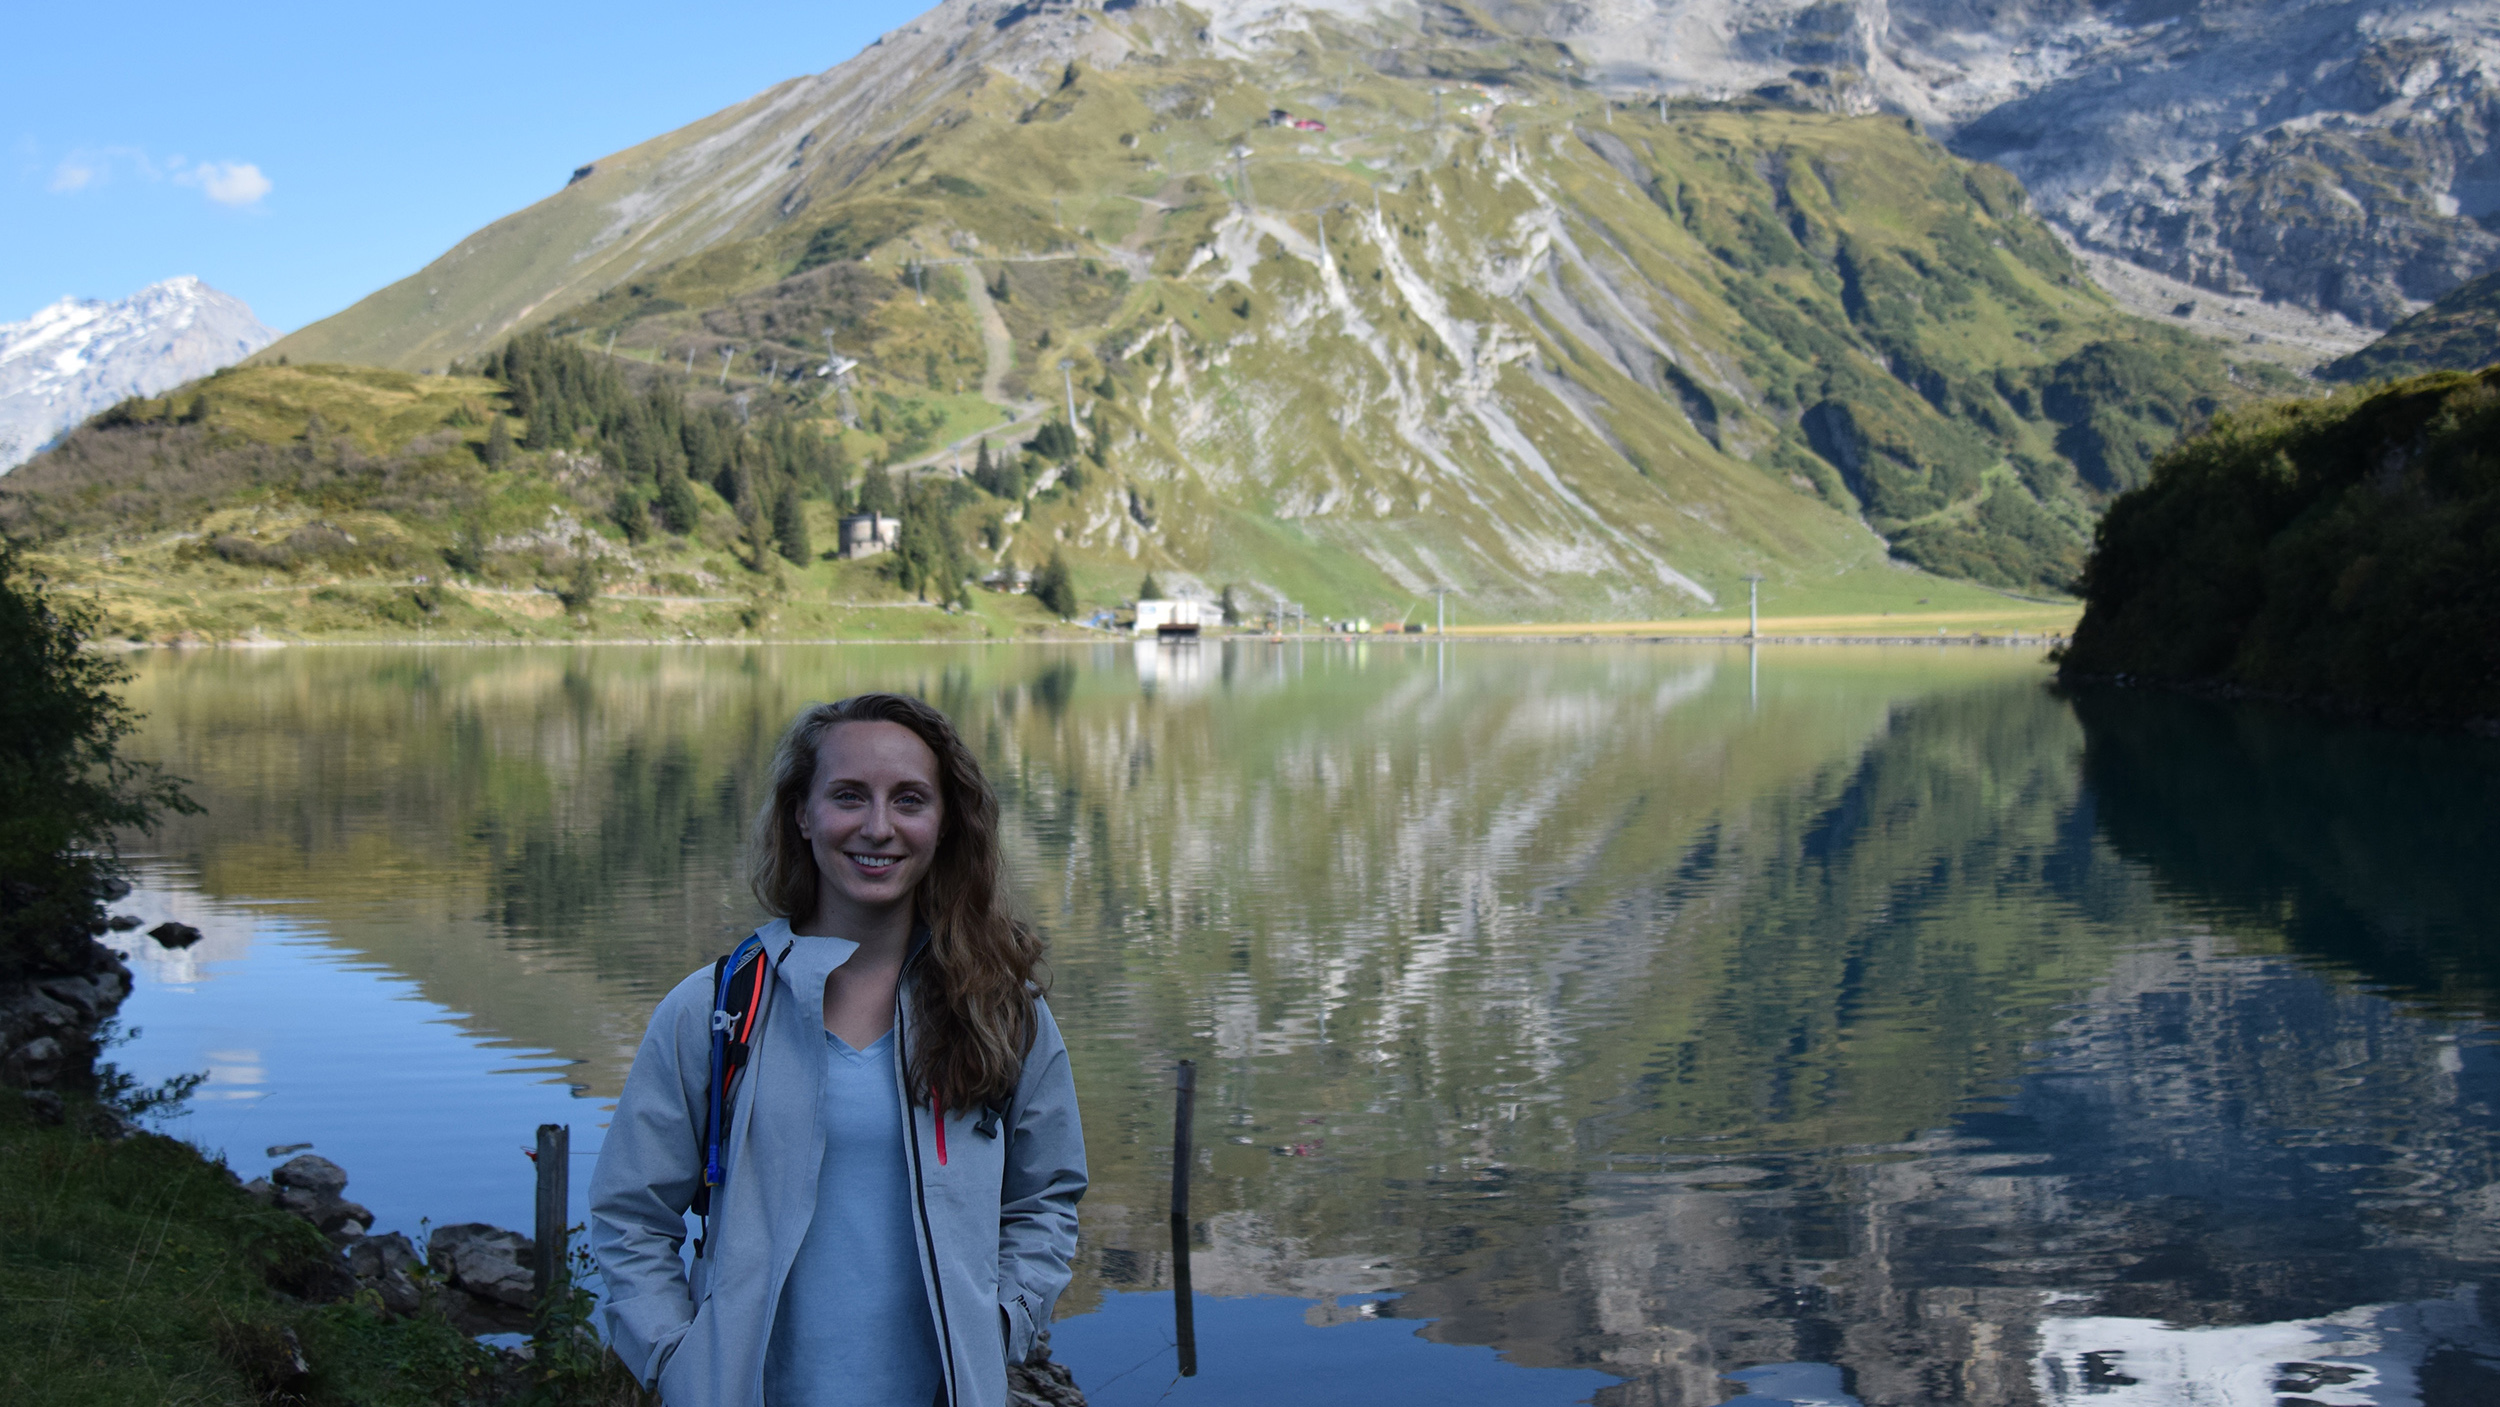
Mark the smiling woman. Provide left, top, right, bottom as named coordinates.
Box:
left=590, top=692, right=1087, bottom=1407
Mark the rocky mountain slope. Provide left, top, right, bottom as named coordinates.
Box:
left=1480, top=0, right=2500, bottom=330
left=2318, top=266, right=2500, bottom=380
left=253, top=0, right=2320, bottom=612
left=1, top=278, right=274, bottom=473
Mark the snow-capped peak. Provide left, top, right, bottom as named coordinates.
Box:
left=1, top=276, right=276, bottom=472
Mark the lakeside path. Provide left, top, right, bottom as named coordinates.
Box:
left=1440, top=606, right=2081, bottom=639
left=101, top=611, right=2078, bottom=649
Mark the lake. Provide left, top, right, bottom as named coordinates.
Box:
left=99, top=640, right=2500, bottom=1406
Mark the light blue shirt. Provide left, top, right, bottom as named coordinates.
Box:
left=762, top=1026, right=944, bottom=1407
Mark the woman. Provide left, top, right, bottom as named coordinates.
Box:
left=592, top=693, right=1087, bottom=1407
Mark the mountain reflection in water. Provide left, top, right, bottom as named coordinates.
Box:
left=111, top=644, right=2500, bottom=1406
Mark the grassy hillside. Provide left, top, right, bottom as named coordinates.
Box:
left=2059, top=364, right=2500, bottom=725
left=0, top=359, right=1070, bottom=645
left=2318, top=268, right=2500, bottom=383
left=253, top=2, right=2294, bottom=615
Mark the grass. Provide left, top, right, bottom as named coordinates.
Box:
left=0, top=1093, right=520, bottom=1406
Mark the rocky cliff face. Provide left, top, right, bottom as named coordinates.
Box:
left=1463, top=0, right=2500, bottom=328
left=2319, top=265, right=2500, bottom=379
left=0, top=277, right=275, bottom=472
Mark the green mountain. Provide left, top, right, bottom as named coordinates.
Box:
left=245, top=0, right=2291, bottom=613
left=2060, top=364, right=2500, bottom=727
left=0, top=355, right=1059, bottom=644
left=2318, top=269, right=2500, bottom=384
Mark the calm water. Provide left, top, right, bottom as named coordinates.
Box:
left=100, top=641, right=2500, bottom=1406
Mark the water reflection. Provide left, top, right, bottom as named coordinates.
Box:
left=106, top=645, right=2500, bottom=1405
left=2074, top=687, right=2500, bottom=1016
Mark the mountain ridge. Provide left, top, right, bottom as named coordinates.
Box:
left=238, top=0, right=2315, bottom=614
left=271, top=0, right=2500, bottom=375
left=1, top=277, right=275, bottom=472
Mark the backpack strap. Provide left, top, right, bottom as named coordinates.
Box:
left=692, top=930, right=781, bottom=1256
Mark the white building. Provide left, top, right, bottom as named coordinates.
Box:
left=1133, top=598, right=1205, bottom=636
left=838, top=512, right=900, bottom=559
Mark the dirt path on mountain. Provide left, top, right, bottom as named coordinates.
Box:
left=960, top=263, right=1022, bottom=408
left=891, top=410, right=1041, bottom=476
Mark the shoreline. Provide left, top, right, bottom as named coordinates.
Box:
left=95, top=626, right=2072, bottom=651
left=2058, top=669, right=2500, bottom=738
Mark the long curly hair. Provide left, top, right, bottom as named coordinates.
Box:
left=750, top=693, right=1044, bottom=1108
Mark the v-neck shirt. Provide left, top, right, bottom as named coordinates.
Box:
left=761, top=1026, right=944, bottom=1407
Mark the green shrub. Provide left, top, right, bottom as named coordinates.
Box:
left=0, top=544, right=195, bottom=983
left=2062, top=365, right=2500, bottom=722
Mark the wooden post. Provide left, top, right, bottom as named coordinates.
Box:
left=534, top=1123, right=570, bottom=1304
left=1170, top=1060, right=1198, bottom=1377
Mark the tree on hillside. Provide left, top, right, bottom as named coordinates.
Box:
left=774, top=484, right=812, bottom=565
left=1138, top=571, right=1163, bottom=601
left=0, top=544, right=195, bottom=985
left=731, top=466, right=775, bottom=569
left=484, top=413, right=512, bottom=468
left=1024, top=421, right=1078, bottom=463
left=611, top=487, right=650, bottom=544
left=655, top=466, right=700, bottom=535
left=971, top=438, right=1026, bottom=500
left=890, top=479, right=970, bottom=605
left=1032, top=549, right=1078, bottom=618
left=858, top=464, right=897, bottom=517
left=1220, top=584, right=1241, bottom=625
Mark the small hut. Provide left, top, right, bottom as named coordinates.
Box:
left=837, top=512, right=901, bottom=560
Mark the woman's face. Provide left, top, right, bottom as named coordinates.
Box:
left=795, top=721, right=946, bottom=926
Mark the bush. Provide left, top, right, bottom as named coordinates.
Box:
left=0, top=544, right=195, bottom=982
left=554, top=554, right=604, bottom=613
left=1023, top=421, right=1079, bottom=463
left=2061, top=365, right=2500, bottom=723
left=1032, top=549, right=1078, bottom=618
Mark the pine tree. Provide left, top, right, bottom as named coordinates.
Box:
left=484, top=414, right=512, bottom=468
left=1024, top=421, right=1078, bottom=463
left=612, top=489, right=650, bottom=545
left=1220, top=584, right=1241, bottom=625
left=1033, top=549, right=1078, bottom=618
left=655, top=468, right=700, bottom=535
left=1139, top=571, right=1163, bottom=601
left=557, top=552, right=602, bottom=612
left=524, top=393, right=558, bottom=451
left=858, top=464, right=897, bottom=517
left=890, top=479, right=972, bottom=603
left=774, top=484, right=812, bottom=565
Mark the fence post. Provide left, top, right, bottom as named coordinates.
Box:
left=534, top=1123, right=570, bottom=1304
left=1171, top=1060, right=1198, bottom=1376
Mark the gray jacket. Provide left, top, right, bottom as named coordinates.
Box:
left=590, top=922, right=1087, bottom=1406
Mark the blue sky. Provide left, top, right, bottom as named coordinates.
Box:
left=3, top=1, right=930, bottom=333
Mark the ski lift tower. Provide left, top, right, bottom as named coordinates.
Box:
left=822, top=329, right=862, bottom=426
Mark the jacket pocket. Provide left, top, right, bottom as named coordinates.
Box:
left=999, top=1288, right=1036, bottom=1365
left=654, top=1303, right=707, bottom=1404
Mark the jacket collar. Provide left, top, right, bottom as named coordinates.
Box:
left=763, top=916, right=932, bottom=1008
left=761, top=917, right=856, bottom=1011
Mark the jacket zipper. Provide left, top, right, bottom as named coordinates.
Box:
left=897, top=970, right=960, bottom=1407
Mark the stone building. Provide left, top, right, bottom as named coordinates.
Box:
left=837, top=511, right=900, bottom=560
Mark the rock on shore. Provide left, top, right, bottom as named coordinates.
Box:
left=0, top=946, right=130, bottom=1090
